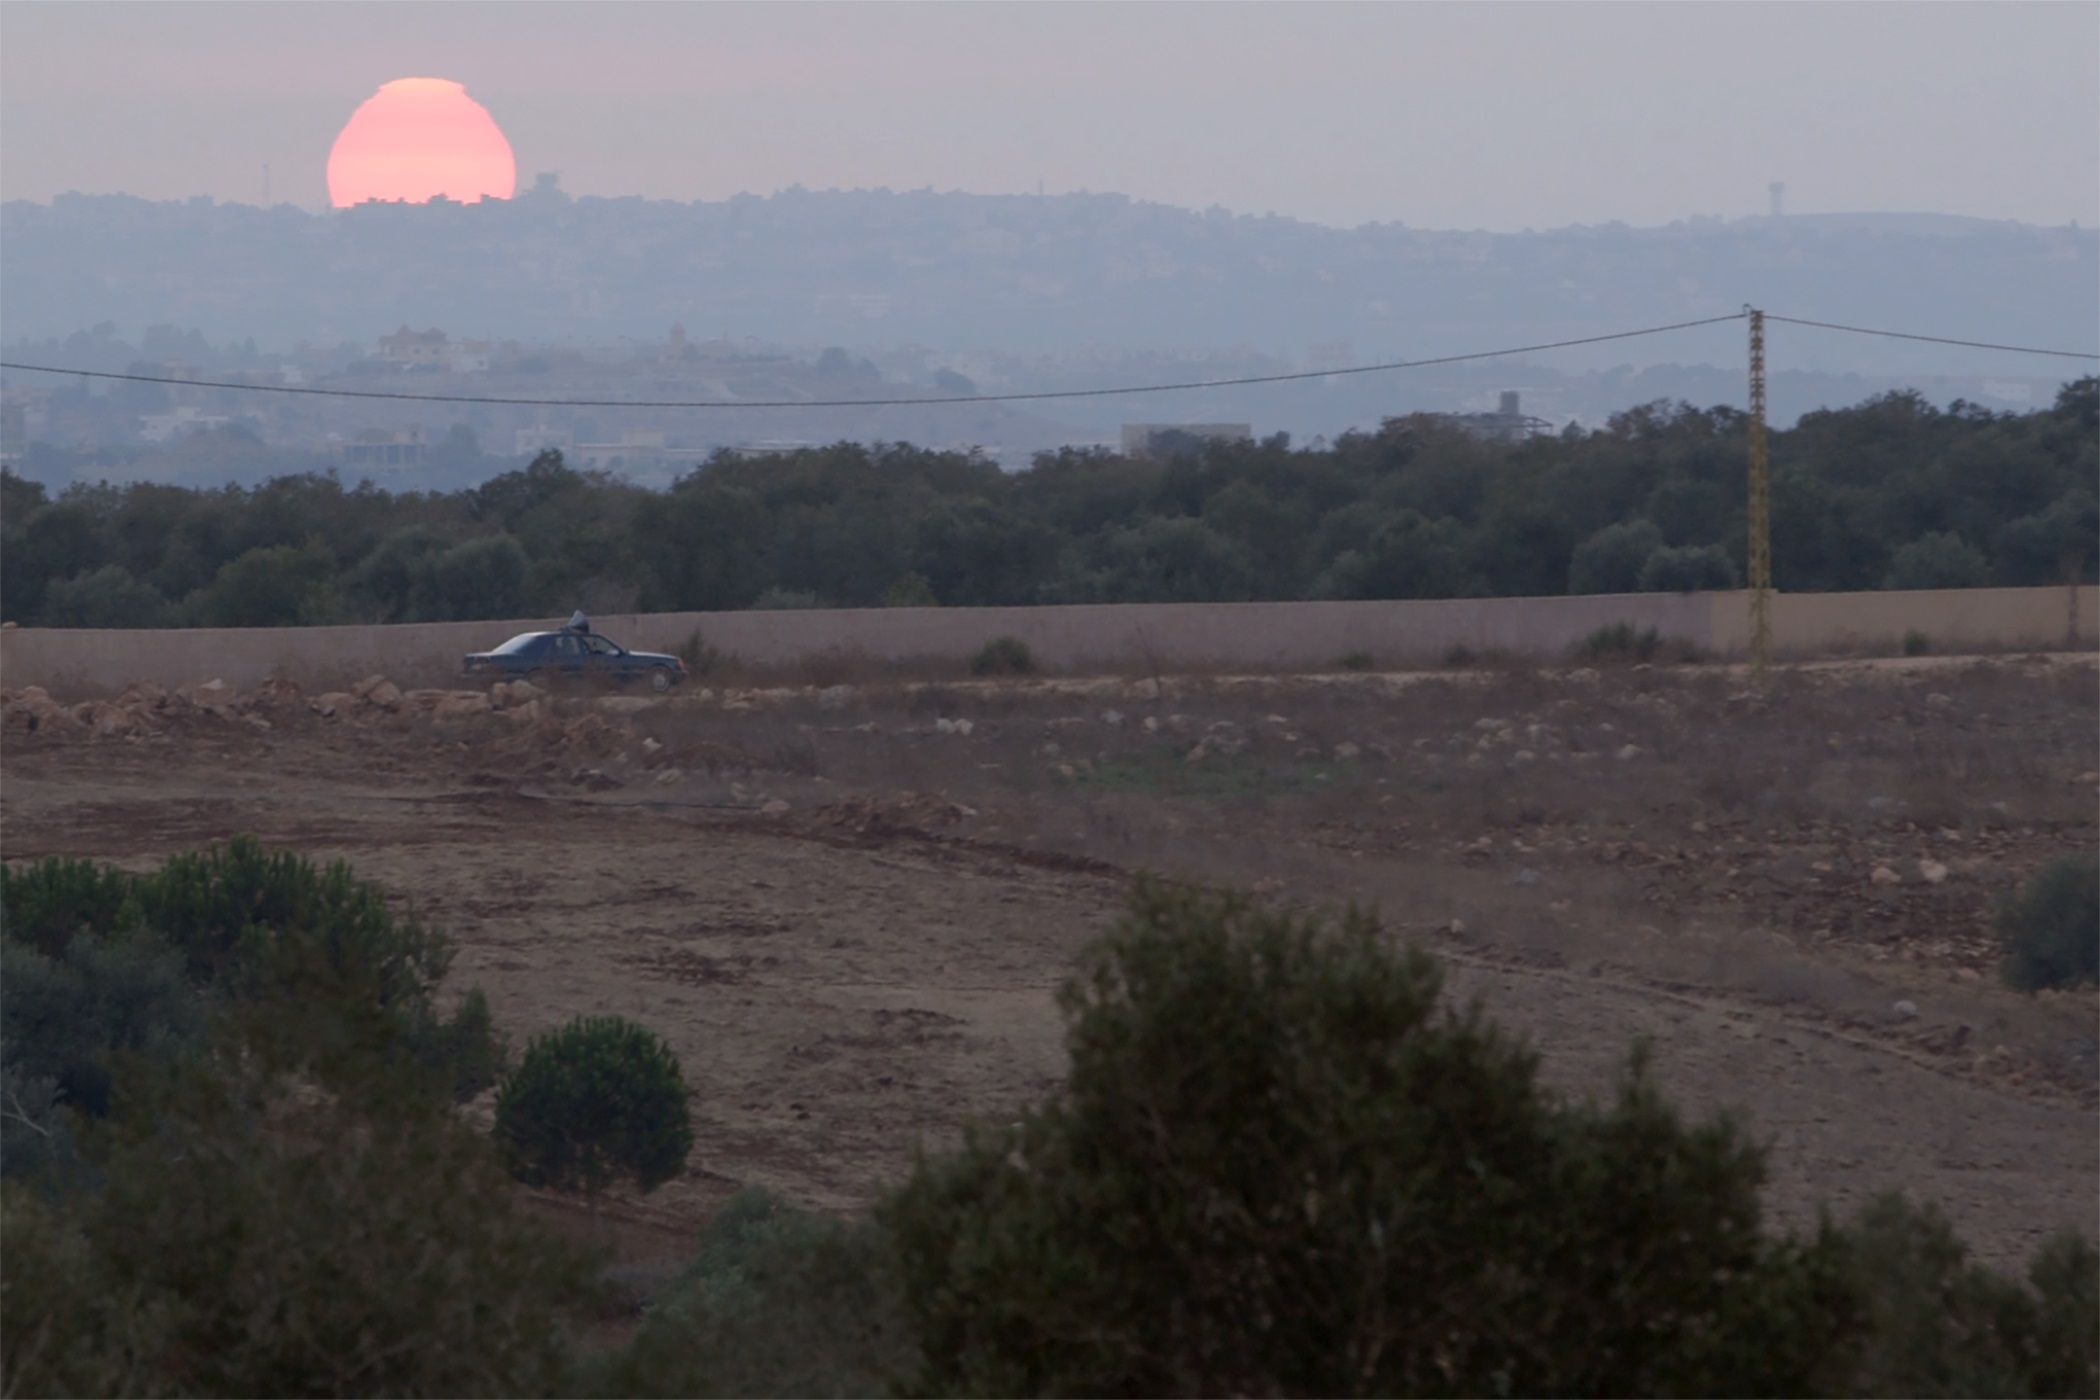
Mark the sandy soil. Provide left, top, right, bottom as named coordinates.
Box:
left=3, top=654, right=2094, bottom=1275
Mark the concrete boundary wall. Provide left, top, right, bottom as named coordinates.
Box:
left=1, top=587, right=2090, bottom=695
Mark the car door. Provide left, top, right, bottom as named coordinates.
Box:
left=548, top=631, right=586, bottom=679
left=581, top=632, right=624, bottom=683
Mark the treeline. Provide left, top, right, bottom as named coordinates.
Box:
left=7, top=849, right=2095, bottom=1396
left=4, top=380, right=2093, bottom=629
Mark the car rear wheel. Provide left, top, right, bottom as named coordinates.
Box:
left=648, top=666, right=674, bottom=694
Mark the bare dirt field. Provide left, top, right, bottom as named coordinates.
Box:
left=4, top=652, right=2096, bottom=1277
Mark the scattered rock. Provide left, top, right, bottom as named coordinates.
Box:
left=432, top=692, right=492, bottom=721
left=1869, top=865, right=1901, bottom=887
left=364, top=680, right=403, bottom=711
left=641, top=736, right=663, bottom=755
left=1141, top=716, right=1159, bottom=733
left=1511, top=867, right=1541, bottom=887
left=817, top=684, right=854, bottom=711
left=933, top=716, right=975, bottom=736
left=760, top=798, right=791, bottom=816
left=1447, top=918, right=1466, bottom=935
left=1511, top=749, right=1536, bottom=764
left=1615, top=743, right=1642, bottom=761
left=1925, top=692, right=1953, bottom=708
left=654, top=768, right=683, bottom=785
left=1332, top=742, right=1361, bottom=760
left=570, top=767, right=621, bottom=791
left=311, top=692, right=356, bottom=719
left=1100, top=708, right=1125, bottom=727
left=1917, top=859, right=1950, bottom=885
left=350, top=674, right=390, bottom=701
left=1892, top=1000, right=1919, bottom=1021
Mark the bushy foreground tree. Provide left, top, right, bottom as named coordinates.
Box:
left=587, top=1187, right=917, bottom=1399
left=881, top=880, right=1861, bottom=1397
left=1, top=839, right=505, bottom=1183
left=3, top=1060, right=600, bottom=1398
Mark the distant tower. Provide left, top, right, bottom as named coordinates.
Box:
left=263, top=164, right=271, bottom=204
left=1768, top=182, right=1785, bottom=218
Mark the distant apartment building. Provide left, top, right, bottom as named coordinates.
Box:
left=343, top=426, right=425, bottom=469
left=514, top=424, right=573, bottom=457
left=138, top=405, right=233, bottom=443
left=1120, top=422, right=1254, bottom=458
left=570, top=430, right=708, bottom=476
left=1427, top=391, right=1547, bottom=444
left=380, top=328, right=448, bottom=368
left=378, top=327, right=490, bottom=373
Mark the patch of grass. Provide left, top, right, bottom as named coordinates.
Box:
left=678, top=628, right=726, bottom=678
left=969, top=636, right=1035, bottom=677
left=1903, top=629, right=1932, bottom=657
left=1573, top=622, right=1662, bottom=663
left=1337, top=650, right=1375, bottom=672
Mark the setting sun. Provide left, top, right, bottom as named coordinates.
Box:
left=326, top=78, right=515, bottom=208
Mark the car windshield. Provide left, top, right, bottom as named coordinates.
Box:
left=490, top=633, right=546, bottom=655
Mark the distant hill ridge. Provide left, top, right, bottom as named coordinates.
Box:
left=3, top=189, right=2092, bottom=373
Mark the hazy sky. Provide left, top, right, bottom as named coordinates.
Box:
left=3, top=2, right=2094, bottom=230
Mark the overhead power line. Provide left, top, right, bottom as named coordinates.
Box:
left=1762, top=314, right=2100, bottom=361
left=2, top=311, right=2088, bottom=411
left=0, top=315, right=1748, bottom=410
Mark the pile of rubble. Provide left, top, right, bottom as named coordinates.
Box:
left=2, top=678, right=303, bottom=741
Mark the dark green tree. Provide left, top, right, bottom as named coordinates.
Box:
left=495, top=1015, right=693, bottom=1219
left=37, top=564, right=170, bottom=627
left=1569, top=518, right=1665, bottom=594
left=882, top=881, right=1855, bottom=1398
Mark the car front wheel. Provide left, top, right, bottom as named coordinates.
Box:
left=648, top=666, right=674, bottom=693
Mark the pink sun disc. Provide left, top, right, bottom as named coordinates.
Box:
left=327, top=77, right=516, bottom=207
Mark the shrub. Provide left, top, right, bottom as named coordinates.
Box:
left=1903, top=628, right=1932, bottom=657
left=590, top=1187, right=916, bottom=1398
left=496, top=1015, right=693, bottom=1212
left=881, top=880, right=1855, bottom=1397
left=2, top=1063, right=600, bottom=1398
left=1444, top=641, right=1477, bottom=666
left=1574, top=620, right=1662, bottom=663
left=968, top=635, right=1035, bottom=677
left=1998, top=855, right=2100, bottom=992
left=0, top=855, right=139, bottom=960
left=1336, top=649, right=1375, bottom=672
left=1, top=840, right=503, bottom=1105
left=1, top=923, right=201, bottom=1151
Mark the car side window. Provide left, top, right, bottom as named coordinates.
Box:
left=552, top=634, right=580, bottom=658
left=585, top=635, right=618, bottom=656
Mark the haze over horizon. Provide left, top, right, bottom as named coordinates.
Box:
left=4, top=2, right=2094, bottom=232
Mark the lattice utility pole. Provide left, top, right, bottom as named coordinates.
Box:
left=1747, top=307, right=1772, bottom=679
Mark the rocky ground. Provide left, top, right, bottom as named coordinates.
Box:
left=3, top=652, right=2095, bottom=1274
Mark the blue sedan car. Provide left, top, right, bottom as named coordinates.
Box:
left=463, top=621, right=687, bottom=692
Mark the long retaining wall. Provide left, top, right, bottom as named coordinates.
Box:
left=1, top=586, right=2091, bottom=695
